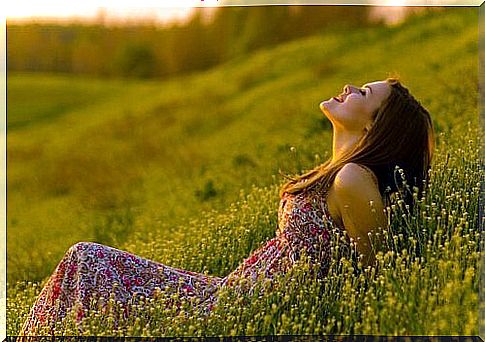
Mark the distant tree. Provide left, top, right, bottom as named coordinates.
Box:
left=71, top=35, right=102, bottom=75
left=209, top=5, right=371, bottom=59
left=289, top=6, right=371, bottom=36
left=114, top=43, right=157, bottom=78
left=209, top=7, right=250, bottom=61
left=7, top=5, right=375, bottom=78
left=234, top=6, right=291, bottom=55
left=162, top=11, right=222, bottom=75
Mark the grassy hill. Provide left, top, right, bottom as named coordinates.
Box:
left=7, top=8, right=479, bottom=335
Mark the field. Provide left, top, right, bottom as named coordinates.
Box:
left=7, top=8, right=481, bottom=335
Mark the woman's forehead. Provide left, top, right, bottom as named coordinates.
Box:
left=363, top=80, right=388, bottom=87
left=363, top=81, right=392, bottom=95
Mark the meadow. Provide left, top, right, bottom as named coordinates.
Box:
left=7, top=8, right=481, bottom=335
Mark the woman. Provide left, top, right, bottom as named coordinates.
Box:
left=19, top=78, right=434, bottom=335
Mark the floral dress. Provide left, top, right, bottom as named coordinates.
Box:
left=19, top=182, right=350, bottom=336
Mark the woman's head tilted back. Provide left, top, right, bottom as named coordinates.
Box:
left=280, top=77, right=435, bottom=208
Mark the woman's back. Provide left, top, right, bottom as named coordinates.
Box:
left=220, top=179, right=351, bottom=294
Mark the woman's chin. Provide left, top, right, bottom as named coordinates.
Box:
left=319, top=100, right=332, bottom=115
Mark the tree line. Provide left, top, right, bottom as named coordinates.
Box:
left=7, top=6, right=377, bottom=78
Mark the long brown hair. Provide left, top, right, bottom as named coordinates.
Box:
left=279, top=78, right=435, bottom=207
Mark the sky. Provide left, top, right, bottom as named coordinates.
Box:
left=6, top=4, right=197, bottom=26
left=5, top=0, right=479, bottom=26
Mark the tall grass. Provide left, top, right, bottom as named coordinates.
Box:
left=8, top=120, right=480, bottom=335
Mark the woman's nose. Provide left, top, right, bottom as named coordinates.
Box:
left=343, top=84, right=356, bottom=94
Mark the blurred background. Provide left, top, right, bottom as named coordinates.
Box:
left=6, top=5, right=477, bottom=286
left=7, top=6, right=429, bottom=78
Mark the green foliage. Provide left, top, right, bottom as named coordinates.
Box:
left=92, top=207, right=136, bottom=246
left=7, top=7, right=480, bottom=336
left=195, top=180, right=218, bottom=202
left=7, top=6, right=374, bottom=78
left=7, top=74, right=127, bottom=129
left=114, top=43, right=157, bottom=78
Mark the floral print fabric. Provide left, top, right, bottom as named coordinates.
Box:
left=20, top=183, right=349, bottom=336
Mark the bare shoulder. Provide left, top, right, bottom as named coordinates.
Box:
left=330, top=164, right=387, bottom=266
left=333, top=162, right=379, bottom=193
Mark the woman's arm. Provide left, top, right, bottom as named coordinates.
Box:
left=331, top=162, right=387, bottom=266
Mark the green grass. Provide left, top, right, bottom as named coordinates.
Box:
left=7, top=8, right=480, bottom=336
left=7, top=73, right=133, bottom=129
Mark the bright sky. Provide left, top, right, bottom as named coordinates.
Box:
left=5, top=0, right=479, bottom=25
left=5, top=1, right=219, bottom=25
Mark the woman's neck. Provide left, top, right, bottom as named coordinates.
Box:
left=330, top=126, right=363, bottom=165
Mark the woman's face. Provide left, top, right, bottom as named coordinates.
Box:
left=320, top=80, right=392, bottom=132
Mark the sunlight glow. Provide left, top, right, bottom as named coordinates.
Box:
left=5, top=1, right=206, bottom=24
left=5, top=0, right=478, bottom=25
left=385, top=0, right=406, bottom=5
